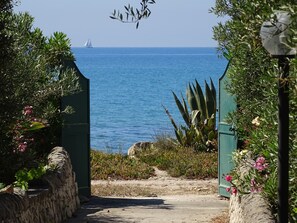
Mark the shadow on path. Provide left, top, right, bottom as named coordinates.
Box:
left=66, top=196, right=172, bottom=223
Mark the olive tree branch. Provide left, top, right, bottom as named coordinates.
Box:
left=110, top=0, right=156, bottom=29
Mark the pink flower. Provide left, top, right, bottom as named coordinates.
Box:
left=231, top=187, right=237, bottom=195
left=256, top=156, right=265, bottom=164
left=18, top=142, right=27, bottom=152
left=226, top=187, right=231, bottom=192
left=253, top=156, right=268, bottom=172
left=250, top=178, right=257, bottom=192
left=254, top=162, right=265, bottom=171
left=250, top=178, right=256, bottom=187
left=225, top=175, right=232, bottom=182
left=23, top=106, right=33, bottom=116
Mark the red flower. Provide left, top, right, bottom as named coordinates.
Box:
left=231, top=187, right=237, bottom=195
left=225, top=175, right=232, bottom=182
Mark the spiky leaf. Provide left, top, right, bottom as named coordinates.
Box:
left=194, top=80, right=206, bottom=120
left=181, top=96, right=190, bottom=126
left=162, top=105, right=178, bottom=131
left=173, top=92, right=190, bottom=127
left=191, top=110, right=201, bottom=127
left=174, top=129, right=183, bottom=145
left=210, top=78, right=217, bottom=109
left=205, top=81, right=215, bottom=119
left=186, top=84, right=198, bottom=111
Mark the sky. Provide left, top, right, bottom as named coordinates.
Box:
left=15, top=0, right=224, bottom=47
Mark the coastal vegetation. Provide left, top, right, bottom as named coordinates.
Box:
left=91, top=150, right=155, bottom=180
left=0, top=1, right=78, bottom=190
left=163, top=79, right=217, bottom=152
left=91, top=79, right=219, bottom=181
left=90, top=139, right=217, bottom=181
left=3, top=1, right=296, bottom=222
left=114, top=0, right=296, bottom=220
left=211, top=0, right=297, bottom=221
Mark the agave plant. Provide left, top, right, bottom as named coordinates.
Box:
left=163, top=78, right=217, bottom=152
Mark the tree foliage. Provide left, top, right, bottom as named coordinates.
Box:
left=0, top=2, right=79, bottom=185
left=211, top=0, right=297, bottom=220
left=110, top=0, right=156, bottom=29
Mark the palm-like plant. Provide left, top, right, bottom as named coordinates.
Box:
left=164, top=79, right=217, bottom=152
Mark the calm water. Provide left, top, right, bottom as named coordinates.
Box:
left=72, top=47, right=227, bottom=153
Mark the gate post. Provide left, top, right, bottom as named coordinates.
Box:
left=218, top=63, right=237, bottom=197
left=61, top=60, right=91, bottom=197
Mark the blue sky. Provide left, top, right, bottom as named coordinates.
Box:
left=15, top=0, right=224, bottom=47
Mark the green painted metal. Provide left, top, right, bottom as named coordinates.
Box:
left=61, top=60, right=91, bottom=197
left=218, top=62, right=237, bottom=197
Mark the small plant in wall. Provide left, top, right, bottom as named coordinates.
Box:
left=14, top=164, right=49, bottom=191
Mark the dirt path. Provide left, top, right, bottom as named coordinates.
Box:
left=66, top=168, right=229, bottom=223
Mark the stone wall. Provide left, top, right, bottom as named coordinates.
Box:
left=229, top=192, right=275, bottom=223
left=0, top=147, right=80, bottom=223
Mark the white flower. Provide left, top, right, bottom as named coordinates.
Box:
left=252, top=116, right=260, bottom=126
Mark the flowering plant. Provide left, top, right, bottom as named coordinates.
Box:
left=225, top=151, right=270, bottom=196
left=7, top=106, right=50, bottom=190
left=12, top=106, right=47, bottom=154
left=224, top=116, right=273, bottom=196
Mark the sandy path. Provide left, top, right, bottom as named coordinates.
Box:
left=91, top=168, right=218, bottom=196
left=67, top=168, right=229, bottom=223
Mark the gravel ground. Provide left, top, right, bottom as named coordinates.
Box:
left=66, top=168, right=229, bottom=223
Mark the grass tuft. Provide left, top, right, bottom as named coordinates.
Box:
left=137, top=146, right=218, bottom=179
left=91, top=134, right=218, bottom=180
left=91, top=150, right=155, bottom=180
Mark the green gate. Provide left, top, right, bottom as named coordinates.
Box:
left=218, top=62, right=237, bottom=197
left=61, top=60, right=91, bottom=197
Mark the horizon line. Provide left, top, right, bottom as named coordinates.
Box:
left=71, top=46, right=218, bottom=48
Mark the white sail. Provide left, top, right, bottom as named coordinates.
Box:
left=84, top=39, right=93, bottom=48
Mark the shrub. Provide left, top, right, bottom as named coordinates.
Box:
left=212, top=1, right=297, bottom=220
left=90, top=150, right=155, bottom=180
left=91, top=141, right=218, bottom=181
left=137, top=141, right=218, bottom=179
left=0, top=3, right=79, bottom=186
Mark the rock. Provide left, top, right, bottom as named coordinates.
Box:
left=127, top=141, right=153, bottom=157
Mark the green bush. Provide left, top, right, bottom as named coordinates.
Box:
left=91, top=150, right=155, bottom=180
left=137, top=141, right=218, bottom=179
left=91, top=141, right=218, bottom=181
left=212, top=1, right=297, bottom=220
left=0, top=3, right=79, bottom=186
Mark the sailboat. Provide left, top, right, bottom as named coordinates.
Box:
left=84, top=39, right=93, bottom=48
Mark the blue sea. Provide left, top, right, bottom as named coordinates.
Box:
left=72, top=47, right=228, bottom=153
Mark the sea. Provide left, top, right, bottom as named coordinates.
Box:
left=72, top=47, right=228, bottom=153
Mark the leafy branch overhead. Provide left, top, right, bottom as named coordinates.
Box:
left=110, top=0, right=156, bottom=29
